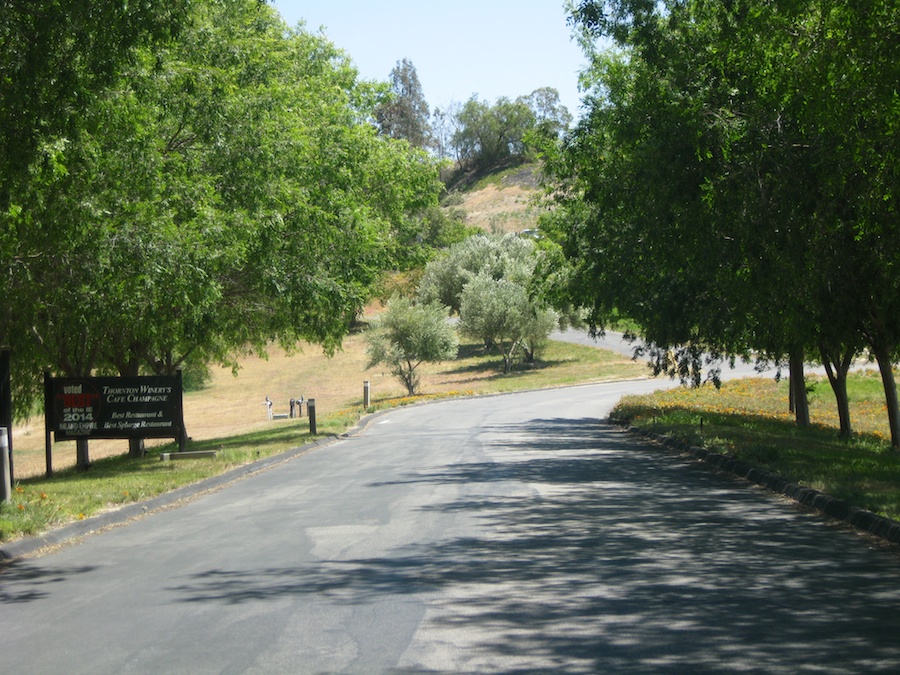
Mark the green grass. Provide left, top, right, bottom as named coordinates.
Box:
left=0, top=339, right=644, bottom=543
left=611, top=372, right=900, bottom=521
left=467, top=160, right=539, bottom=192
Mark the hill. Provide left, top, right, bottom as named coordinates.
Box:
left=443, top=161, right=544, bottom=234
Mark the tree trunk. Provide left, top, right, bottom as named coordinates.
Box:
left=820, top=344, right=853, bottom=439
left=873, top=344, right=900, bottom=449
left=76, top=437, right=91, bottom=470
left=789, top=349, right=810, bottom=428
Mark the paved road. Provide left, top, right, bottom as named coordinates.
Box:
left=551, top=327, right=867, bottom=381
left=3, top=381, right=900, bottom=673
left=552, top=328, right=768, bottom=381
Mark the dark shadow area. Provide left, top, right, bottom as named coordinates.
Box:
left=0, top=563, right=98, bottom=604
left=447, top=343, right=567, bottom=379
left=167, top=417, right=900, bottom=673
left=626, top=403, right=900, bottom=518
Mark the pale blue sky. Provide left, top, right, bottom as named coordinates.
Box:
left=271, top=1, right=589, bottom=119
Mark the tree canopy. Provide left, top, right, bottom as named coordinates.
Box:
left=365, top=295, right=458, bottom=396
left=552, top=0, right=900, bottom=443
left=419, top=233, right=559, bottom=372
left=1, top=0, right=443, bottom=423
left=375, top=58, right=431, bottom=149
left=450, top=89, right=572, bottom=170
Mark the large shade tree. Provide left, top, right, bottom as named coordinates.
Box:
left=0, top=0, right=194, bottom=423
left=554, top=0, right=900, bottom=443
left=1, top=0, right=443, bottom=465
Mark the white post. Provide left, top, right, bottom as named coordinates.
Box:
left=0, top=428, right=10, bottom=503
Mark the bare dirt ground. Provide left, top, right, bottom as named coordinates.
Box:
left=451, top=162, right=545, bottom=233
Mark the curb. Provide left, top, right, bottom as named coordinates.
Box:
left=0, top=435, right=341, bottom=563
left=611, top=417, right=900, bottom=545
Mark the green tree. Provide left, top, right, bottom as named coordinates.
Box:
left=418, top=233, right=538, bottom=314
left=1, top=0, right=443, bottom=465
left=458, top=274, right=557, bottom=373
left=0, top=0, right=191, bottom=200
left=523, top=87, right=573, bottom=141
left=365, top=296, right=458, bottom=396
left=450, top=89, right=571, bottom=170
left=419, top=233, right=558, bottom=372
left=0, top=0, right=193, bottom=425
left=451, top=96, right=534, bottom=169
left=376, top=58, right=431, bottom=149
left=558, top=0, right=900, bottom=442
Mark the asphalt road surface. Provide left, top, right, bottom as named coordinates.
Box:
left=3, top=380, right=900, bottom=673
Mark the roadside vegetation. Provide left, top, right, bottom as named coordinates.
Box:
left=549, top=1, right=900, bottom=446
left=612, top=371, right=900, bottom=522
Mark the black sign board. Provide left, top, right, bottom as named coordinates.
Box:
left=47, top=374, right=184, bottom=442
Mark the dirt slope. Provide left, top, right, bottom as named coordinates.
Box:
left=449, top=163, right=544, bottom=234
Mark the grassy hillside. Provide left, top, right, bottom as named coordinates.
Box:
left=444, top=161, right=544, bottom=234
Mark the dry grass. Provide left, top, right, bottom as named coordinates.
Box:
left=458, top=183, right=539, bottom=233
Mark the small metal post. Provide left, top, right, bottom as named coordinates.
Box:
left=363, top=380, right=370, bottom=409
left=308, top=398, right=317, bottom=435
left=1, top=427, right=11, bottom=503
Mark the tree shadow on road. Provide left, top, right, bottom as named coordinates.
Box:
left=0, top=564, right=97, bottom=604
left=166, top=418, right=900, bottom=672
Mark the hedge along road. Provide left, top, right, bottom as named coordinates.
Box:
left=3, top=380, right=900, bottom=673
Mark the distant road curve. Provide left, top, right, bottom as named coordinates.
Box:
left=549, top=327, right=869, bottom=381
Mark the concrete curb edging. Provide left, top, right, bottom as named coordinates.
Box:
left=611, top=417, right=900, bottom=546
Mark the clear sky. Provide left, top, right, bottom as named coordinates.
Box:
left=270, top=1, right=589, bottom=119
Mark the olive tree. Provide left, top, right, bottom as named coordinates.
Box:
left=365, top=296, right=458, bottom=396
left=459, top=274, right=558, bottom=373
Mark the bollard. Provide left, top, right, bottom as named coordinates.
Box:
left=363, top=380, right=370, bottom=409
left=308, top=398, right=317, bottom=435
left=1, top=427, right=10, bottom=503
